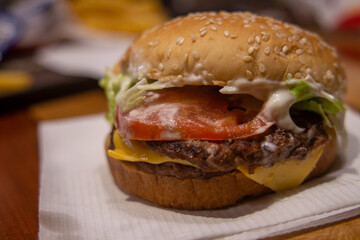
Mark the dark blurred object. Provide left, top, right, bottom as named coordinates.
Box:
left=67, top=0, right=169, bottom=33
left=0, top=9, right=23, bottom=61
left=284, top=0, right=360, bottom=32
left=163, top=0, right=300, bottom=25
left=0, top=0, right=60, bottom=61
left=0, top=52, right=99, bottom=113
left=163, top=0, right=360, bottom=33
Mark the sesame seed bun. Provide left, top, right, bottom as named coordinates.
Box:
left=121, top=12, right=346, bottom=98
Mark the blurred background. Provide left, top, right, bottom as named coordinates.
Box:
left=0, top=0, right=359, bottom=116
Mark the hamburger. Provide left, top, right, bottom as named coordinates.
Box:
left=100, top=12, right=346, bottom=210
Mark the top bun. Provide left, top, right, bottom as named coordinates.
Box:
left=120, top=12, right=346, bottom=98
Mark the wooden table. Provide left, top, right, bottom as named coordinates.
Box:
left=1, top=56, right=360, bottom=240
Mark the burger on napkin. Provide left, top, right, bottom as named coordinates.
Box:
left=100, top=12, right=346, bottom=210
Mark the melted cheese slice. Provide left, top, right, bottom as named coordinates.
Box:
left=108, top=131, right=194, bottom=166
left=109, top=131, right=323, bottom=192
left=237, top=146, right=324, bottom=192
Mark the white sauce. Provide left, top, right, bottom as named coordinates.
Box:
left=220, top=78, right=286, bottom=101
left=219, top=78, right=303, bottom=133
left=262, top=89, right=302, bottom=133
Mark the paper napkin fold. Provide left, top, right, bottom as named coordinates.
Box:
left=39, top=109, right=360, bottom=240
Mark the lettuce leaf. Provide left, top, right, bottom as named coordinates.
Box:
left=99, top=70, right=129, bottom=124
left=286, top=79, right=345, bottom=128
left=99, top=71, right=177, bottom=124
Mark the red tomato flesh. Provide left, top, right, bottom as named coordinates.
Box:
left=115, top=86, right=274, bottom=140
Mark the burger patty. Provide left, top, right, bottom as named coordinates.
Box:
left=145, top=123, right=328, bottom=172
left=109, top=114, right=329, bottom=179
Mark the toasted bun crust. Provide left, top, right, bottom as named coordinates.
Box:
left=105, top=132, right=337, bottom=210
left=121, top=12, right=346, bottom=98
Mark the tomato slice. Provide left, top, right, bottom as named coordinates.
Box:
left=115, top=86, right=274, bottom=140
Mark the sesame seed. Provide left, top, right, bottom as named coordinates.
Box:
left=264, top=47, right=271, bottom=55
left=287, top=73, right=293, bottom=78
left=209, top=18, right=215, bottom=24
left=200, top=16, right=207, bottom=20
left=262, top=34, right=270, bottom=42
left=166, top=49, right=172, bottom=59
left=159, top=63, right=164, bottom=70
left=243, top=19, right=249, bottom=24
left=259, top=63, right=266, bottom=73
left=243, top=55, right=253, bottom=63
left=244, top=24, right=251, bottom=28
left=217, top=21, right=223, bottom=25
left=255, top=36, right=261, bottom=43
left=199, top=27, right=207, bottom=32
left=176, top=36, right=184, bottom=45
left=299, top=56, right=305, bottom=64
left=230, top=34, right=238, bottom=39
left=248, top=36, right=254, bottom=44
left=272, top=25, right=281, bottom=30
left=177, top=75, right=183, bottom=80
left=253, top=43, right=259, bottom=50
left=246, top=70, right=253, bottom=79
left=248, top=46, right=254, bottom=54
left=183, top=53, right=188, bottom=62
left=192, top=51, right=200, bottom=60
left=296, top=49, right=303, bottom=55
left=280, top=52, right=287, bottom=58
left=326, top=70, right=334, bottom=80
left=204, top=21, right=210, bottom=26
left=191, top=34, right=196, bottom=42
left=274, top=46, right=280, bottom=54
left=210, top=25, right=217, bottom=31
left=200, top=30, right=207, bottom=37
left=224, top=30, right=230, bottom=37
left=288, top=36, right=293, bottom=42
left=276, top=33, right=287, bottom=39
left=306, top=49, right=313, bottom=54
left=194, top=63, right=203, bottom=70
left=299, top=37, right=307, bottom=45
left=172, top=64, right=179, bottom=71
left=295, top=72, right=302, bottom=78
left=260, top=24, right=266, bottom=29
left=282, top=45, right=289, bottom=53
left=306, top=67, right=312, bottom=74
left=207, top=73, right=215, bottom=80
left=293, top=35, right=300, bottom=41
left=331, top=50, right=338, bottom=58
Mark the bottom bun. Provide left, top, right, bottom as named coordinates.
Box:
left=105, top=131, right=337, bottom=210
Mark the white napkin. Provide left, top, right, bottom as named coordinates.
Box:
left=38, top=109, right=360, bottom=240
left=35, top=34, right=135, bottom=78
